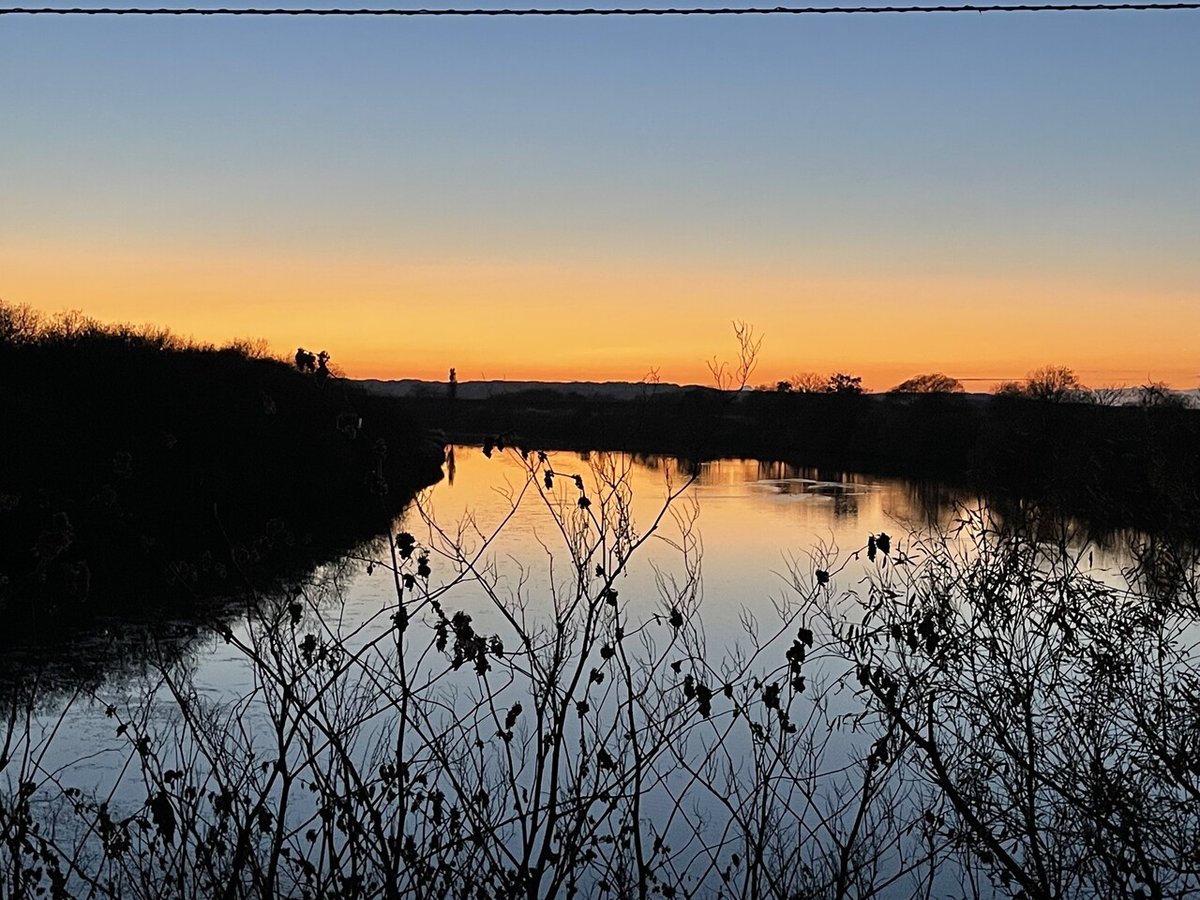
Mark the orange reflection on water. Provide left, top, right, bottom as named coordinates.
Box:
left=419, top=446, right=966, bottom=569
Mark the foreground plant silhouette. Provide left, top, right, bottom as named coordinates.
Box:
left=2, top=448, right=1198, bottom=898
left=802, top=512, right=1200, bottom=900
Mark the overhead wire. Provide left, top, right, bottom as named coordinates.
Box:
left=2, top=2, right=1199, bottom=15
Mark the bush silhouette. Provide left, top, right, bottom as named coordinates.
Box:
left=891, top=372, right=964, bottom=393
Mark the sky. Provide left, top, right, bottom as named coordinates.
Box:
left=1, top=4, right=1198, bottom=390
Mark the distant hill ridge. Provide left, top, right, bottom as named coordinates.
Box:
left=358, top=378, right=1200, bottom=404
left=357, top=378, right=695, bottom=401
left=358, top=378, right=998, bottom=403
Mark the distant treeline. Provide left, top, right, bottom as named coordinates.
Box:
left=402, top=386, right=1200, bottom=535
left=0, top=305, right=443, bottom=639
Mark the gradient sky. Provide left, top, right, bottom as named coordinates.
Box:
left=2, top=4, right=1198, bottom=389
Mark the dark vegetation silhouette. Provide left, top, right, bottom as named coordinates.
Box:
left=760, top=371, right=873, bottom=394
left=1019, top=364, right=1084, bottom=401
left=986, top=365, right=1196, bottom=406
left=1137, top=380, right=1190, bottom=408
left=784, top=371, right=829, bottom=393
left=0, top=303, right=443, bottom=642
left=890, top=372, right=965, bottom=393
left=993, top=365, right=1085, bottom=402
left=824, top=372, right=864, bottom=394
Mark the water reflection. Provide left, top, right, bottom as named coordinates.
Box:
left=430, top=448, right=972, bottom=556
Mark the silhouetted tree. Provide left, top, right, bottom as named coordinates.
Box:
left=788, top=372, right=828, bottom=393
left=1088, top=383, right=1128, bottom=406
left=707, top=320, right=763, bottom=391
left=1138, top=380, right=1189, bottom=409
left=892, top=372, right=964, bottom=393
left=0, top=302, right=40, bottom=345
left=1024, top=365, right=1083, bottom=401
left=826, top=372, right=864, bottom=394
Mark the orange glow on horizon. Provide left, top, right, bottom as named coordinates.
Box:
left=4, top=238, right=1197, bottom=392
